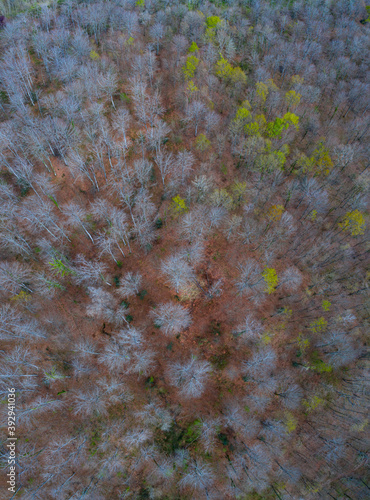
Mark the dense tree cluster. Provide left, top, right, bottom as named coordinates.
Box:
left=0, top=0, right=369, bottom=498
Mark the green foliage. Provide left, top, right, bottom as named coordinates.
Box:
left=296, top=142, right=333, bottom=176
left=285, top=90, right=301, bottom=107
left=171, top=195, right=188, bottom=214
left=266, top=113, right=299, bottom=138
left=267, top=204, right=285, bottom=221
left=365, top=6, right=370, bottom=22
left=235, top=106, right=252, bottom=122
left=155, top=424, right=186, bottom=454
left=0, top=90, right=9, bottom=104
left=311, top=142, right=333, bottom=176
left=296, top=333, right=310, bottom=356
left=184, top=419, right=202, bottom=442
left=309, top=317, right=328, bottom=333
left=256, top=81, right=269, bottom=103
left=44, top=367, right=66, bottom=382
left=206, top=15, right=222, bottom=28
left=205, top=16, right=223, bottom=40
left=285, top=412, right=297, bottom=433
left=209, top=188, right=233, bottom=209
left=322, top=300, right=331, bottom=311
left=215, top=55, right=233, bottom=79
left=90, top=50, right=100, bottom=60
left=243, top=121, right=259, bottom=135
left=195, top=133, right=211, bottom=151
left=339, top=210, right=366, bottom=236
left=28, top=4, right=42, bottom=17
left=11, top=290, right=31, bottom=303
left=41, top=277, right=64, bottom=291
left=48, top=195, right=59, bottom=208
left=291, top=74, right=304, bottom=86
left=49, top=258, right=74, bottom=277
left=262, top=267, right=278, bottom=294
left=217, top=432, right=229, bottom=447
left=232, top=104, right=252, bottom=132
left=215, top=56, right=247, bottom=85
left=208, top=320, right=222, bottom=336
left=261, top=331, right=273, bottom=344
left=155, top=218, right=163, bottom=229
left=283, top=111, right=299, bottom=128
left=188, top=41, right=199, bottom=53
left=187, top=80, right=199, bottom=94
left=309, top=351, right=332, bottom=373
left=254, top=143, right=290, bottom=173
left=303, top=395, right=324, bottom=412
left=145, top=376, right=155, bottom=388
left=120, top=92, right=131, bottom=103
left=19, top=181, right=30, bottom=197
left=231, top=181, right=247, bottom=205
left=137, top=289, right=148, bottom=300
left=182, top=55, right=199, bottom=81
left=211, top=348, right=230, bottom=370
left=266, top=117, right=286, bottom=138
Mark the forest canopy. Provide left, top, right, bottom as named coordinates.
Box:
left=0, top=0, right=369, bottom=498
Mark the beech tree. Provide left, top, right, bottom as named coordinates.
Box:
left=0, top=44, right=35, bottom=105
left=118, top=272, right=142, bottom=298
left=154, top=150, right=175, bottom=185
left=235, top=260, right=263, bottom=296
left=161, top=254, right=194, bottom=295
left=185, top=100, right=206, bottom=136
left=168, top=356, right=211, bottom=398
left=179, top=459, right=215, bottom=497
left=149, top=22, right=164, bottom=55
left=73, top=255, right=109, bottom=286
left=113, top=108, right=131, bottom=148
left=63, top=202, right=94, bottom=243
left=151, top=302, right=191, bottom=336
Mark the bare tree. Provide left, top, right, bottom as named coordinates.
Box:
left=168, top=356, right=211, bottom=398
left=279, top=266, right=303, bottom=292
left=175, top=150, right=195, bottom=185
left=0, top=44, right=35, bottom=105
left=19, top=196, right=70, bottom=242
left=0, top=262, right=32, bottom=295
left=172, top=35, right=188, bottom=67
left=235, top=260, right=263, bottom=296
left=98, top=70, right=118, bottom=108
left=161, top=254, right=194, bottom=294
left=146, top=119, right=171, bottom=154
left=234, top=314, right=264, bottom=344
left=73, top=255, right=110, bottom=286
left=149, top=22, right=164, bottom=55
left=154, top=150, right=175, bottom=185
left=113, top=108, right=131, bottom=148
left=63, top=202, right=94, bottom=243
left=185, top=101, right=206, bottom=136
left=117, top=272, right=142, bottom=298
left=66, top=149, right=100, bottom=190
left=151, top=302, right=191, bottom=336
left=86, top=287, right=116, bottom=318
left=242, top=347, right=277, bottom=380
left=179, top=459, right=215, bottom=496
